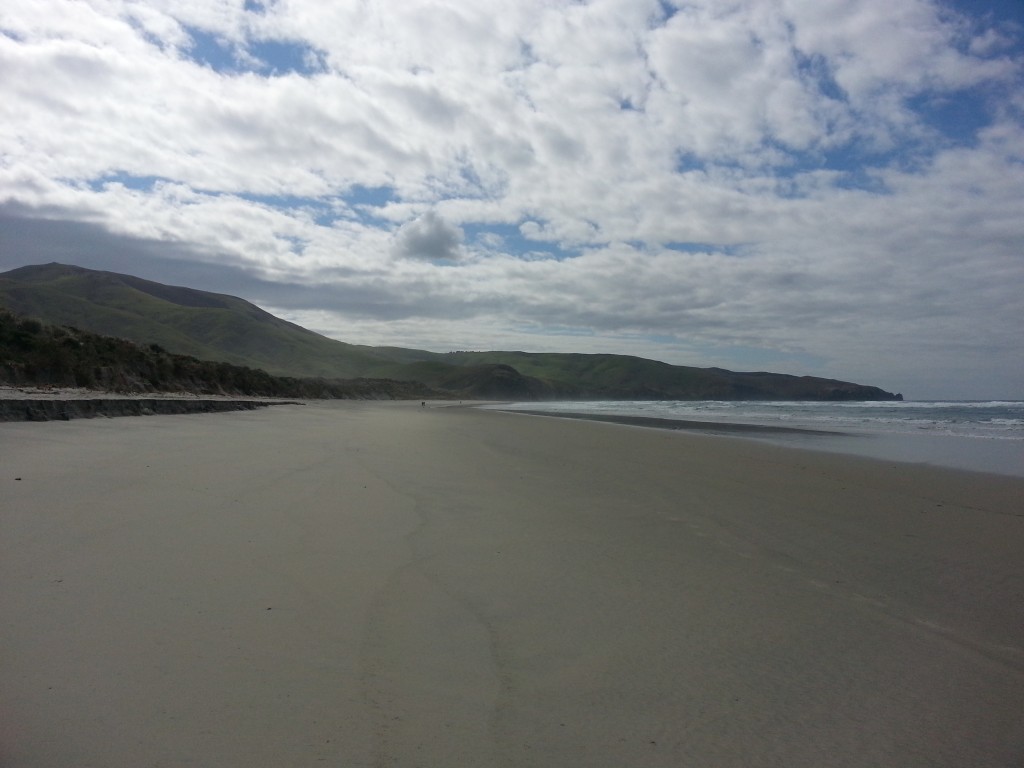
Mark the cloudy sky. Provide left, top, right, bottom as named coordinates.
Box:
left=1, top=0, right=1022, bottom=399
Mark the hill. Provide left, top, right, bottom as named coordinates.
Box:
left=0, top=308, right=436, bottom=400
left=0, top=262, right=387, bottom=378
left=0, top=263, right=902, bottom=401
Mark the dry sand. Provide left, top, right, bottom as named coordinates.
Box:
left=1, top=401, right=1022, bottom=767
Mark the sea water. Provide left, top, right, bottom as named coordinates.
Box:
left=486, top=400, right=1024, bottom=478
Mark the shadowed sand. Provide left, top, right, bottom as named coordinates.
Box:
left=1, top=401, right=1022, bottom=767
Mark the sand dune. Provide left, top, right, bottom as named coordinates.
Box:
left=1, top=402, right=1022, bottom=766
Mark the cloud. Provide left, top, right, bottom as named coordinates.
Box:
left=0, top=0, right=1022, bottom=398
left=391, top=211, right=465, bottom=262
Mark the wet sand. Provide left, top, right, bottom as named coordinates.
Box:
left=1, top=401, right=1022, bottom=766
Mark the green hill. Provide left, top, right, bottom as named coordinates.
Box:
left=0, top=308, right=436, bottom=399
left=0, top=262, right=391, bottom=378
left=0, top=263, right=902, bottom=401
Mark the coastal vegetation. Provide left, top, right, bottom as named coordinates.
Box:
left=0, top=308, right=434, bottom=399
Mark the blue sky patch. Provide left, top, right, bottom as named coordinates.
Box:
left=185, top=27, right=236, bottom=72
left=794, top=50, right=846, bottom=102
left=345, top=185, right=396, bottom=209
left=248, top=39, right=324, bottom=76
left=655, top=1, right=677, bottom=24
left=236, top=192, right=338, bottom=226
left=948, top=0, right=1024, bottom=30
left=184, top=26, right=325, bottom=76
left=87, top=173, right=167, bottom=192
left=464, top=223, right=572, bottom=260
left=674, top=153, right=708, bottom=174
left=908, top=88, right=992, bottom=147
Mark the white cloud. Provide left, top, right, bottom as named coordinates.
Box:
left=0, top=0, right=1022, bottom=398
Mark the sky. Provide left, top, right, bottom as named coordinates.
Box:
left=1, top=0, right=1022, bottom=400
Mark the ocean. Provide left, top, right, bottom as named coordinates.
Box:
left=485, top=400, right=1024, bottom=478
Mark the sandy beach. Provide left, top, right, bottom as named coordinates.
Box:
left=1, top=401, right=1022, bottom=767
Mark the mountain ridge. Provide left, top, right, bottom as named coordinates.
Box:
left=0, top=263, right=902, bottom=401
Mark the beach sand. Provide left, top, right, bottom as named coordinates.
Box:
left=1, top=401, right=1022, bottom=767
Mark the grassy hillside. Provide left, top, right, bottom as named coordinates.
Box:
left=0, top=308, right=436, bottom=399
left=0, top=263, right=388, bottom=378
left=0, top=263, right=902, bottom=401
left=437, top=351, right=896, bottom=400
left=441, top=351, right=714, bottom=397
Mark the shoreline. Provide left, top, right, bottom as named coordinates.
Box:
left=496, top=407, right=844, bottom=435
left=489, top=405, right=1024, bottom=479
